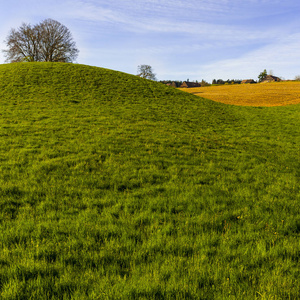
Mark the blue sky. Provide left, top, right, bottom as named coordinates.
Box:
left=1, top=0, right=300, bottom=81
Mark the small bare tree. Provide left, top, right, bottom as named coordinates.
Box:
left=3, top=19, right=79, bottom=63
left=137, top=64, right=157, bottom=80
left=294, top=75, right=300, bottom=81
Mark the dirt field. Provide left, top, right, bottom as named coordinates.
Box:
left=180, top=81, right=300, bottom=106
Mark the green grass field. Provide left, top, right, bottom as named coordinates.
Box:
left=0, top=62, right=299, bottom=299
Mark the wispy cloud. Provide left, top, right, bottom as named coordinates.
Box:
left=186, top=33, right=300, bottom=81
left=1, top=0, right=299, bottom=80
left=61, top=0, right=294, bottom=55
left=65, top=0, right=300, bottom=26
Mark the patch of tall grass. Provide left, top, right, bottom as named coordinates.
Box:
left=0, top=63, right=299, bottom=299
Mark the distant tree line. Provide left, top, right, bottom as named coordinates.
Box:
left=212, top=79, right=242, bottom=85
left=159, top=79, right=211, bottom=87
left=200, top=79, right=210, bottom=86
left=159, top=80, right=183, bottom=87
left=160, top=79, right=244, bottom=87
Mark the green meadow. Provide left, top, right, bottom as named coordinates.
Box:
left=0, top=62, right=299, bottom=299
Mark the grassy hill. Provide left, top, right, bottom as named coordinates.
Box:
left=0, top=62, right=299, bottom=299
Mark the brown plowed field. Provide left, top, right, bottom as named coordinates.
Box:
left=180, top=81, right=300, bottom=106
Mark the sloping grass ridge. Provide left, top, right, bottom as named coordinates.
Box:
left=0, top=62, right=299, bottom=299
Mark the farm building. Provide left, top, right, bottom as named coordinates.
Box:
left=261, top=75, right=281, bottom=83
left=241, top=79, right=256, bottom=84
left=166, top=82, right=177, bottom=88
left=180, top=81, right=201, bottom=88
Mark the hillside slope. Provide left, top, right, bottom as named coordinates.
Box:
left=0, top=62, right=237, bottom=130
left=0, top=63, right=299, bottom=299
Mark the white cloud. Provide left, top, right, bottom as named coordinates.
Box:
left=194, top=33, right=300, bottom=80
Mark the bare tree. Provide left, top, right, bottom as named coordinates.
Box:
left=37, top=19, right=78, bottom=62
left=3, top=19, right=79, bottom=63
left=3, top=23, right=40, bottom=62
left=137, top=64, right=157, bottom=80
